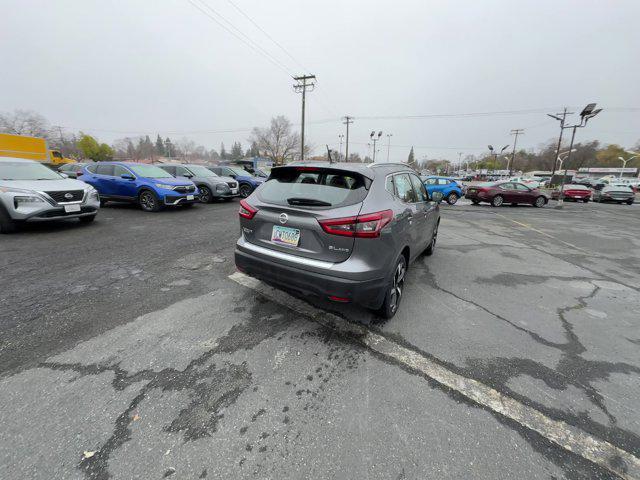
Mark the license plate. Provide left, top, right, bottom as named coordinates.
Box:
left=231, top=188, right=238, bottom=194
left=187, top=195, right=194, bottom=200
left=271, top=225, right=300, bottom=247
left=64, top=204, right=81, bottom=213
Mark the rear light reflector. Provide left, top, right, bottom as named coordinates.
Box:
left=318, top=209, right=393, bottom=238
left=328, top=295, right=350, bottom=303
left=238, top=199, right=257, bottom=219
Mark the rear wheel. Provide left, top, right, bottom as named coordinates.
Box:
left=239, top=184, right=253, bottom=198
left=139, top=190, right=161, bottom=212
left=199, top=185, right=212, bottom=203
left=425, top=221, right=439, bottom=256
left=376, top=255, right=407, bottom=320
left=583, top=198, right=590, bottom=203
left=471, top=199, right=480, bottom=205
left=533, top=196, right=546, bottom=208
left=491, top=195, right=504, bottom=207
left=446, top=192, right=459, bottom=205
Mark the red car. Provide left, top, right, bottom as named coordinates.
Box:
left=550, top=184, right=592, bottom=202
left=465, top=181, right=548, bottom=207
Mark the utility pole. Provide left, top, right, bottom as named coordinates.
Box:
left=457, top=152, right=463, bottom=172
left=342, top=116, right=353, bottom=162
left=293, top=74, right=316, bottom=161
left=508, top=129, right=524, bottom=175
left=386, top=134, right=393, bottom=162
left=548, top=108, right=572, bottom=184
left=338, top=134, right=344, bottom=160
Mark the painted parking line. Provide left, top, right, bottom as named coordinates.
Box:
left=229, top=271, right=640, bottom=480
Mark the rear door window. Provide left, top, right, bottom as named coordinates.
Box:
left=258, top=167, right=369, bottom=208
left=96, top=164, right=114, bottom=176
left=394, top=174, right=418, bottom=203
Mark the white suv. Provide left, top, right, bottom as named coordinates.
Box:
left=0, top=157, right=100, bottom=233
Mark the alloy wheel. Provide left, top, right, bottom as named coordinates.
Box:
left=388, top=261, right=406, bottom=313
left=140, top=192, right=155, bottom=211
left=200, top=186, right=211, bottom=203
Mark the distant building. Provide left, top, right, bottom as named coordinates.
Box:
left=578, top=167, right=638, bottom=178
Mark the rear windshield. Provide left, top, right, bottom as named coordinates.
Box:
left=258, top=167, right=369, bottom=208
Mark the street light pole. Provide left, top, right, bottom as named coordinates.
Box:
left=386, top=134, right=393, bottom=162
left=618, top=155, right=637, bottom=177
left=556, top=103, right=602, bottom=209
left=370, top=131, right=382, bottom=163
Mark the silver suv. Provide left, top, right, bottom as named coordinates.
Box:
left=0, top=157, right=100, bottom=233
left=158, top=163, right=239, bottom=203
left=235, top=162, right=442, bottom=318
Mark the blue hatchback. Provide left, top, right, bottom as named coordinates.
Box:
left=423, top=176, right=463, bottom=205
left=80, top=162, right=199, bottom=212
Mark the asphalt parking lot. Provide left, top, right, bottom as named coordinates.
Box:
left=1, top=199, right=639, bottom=479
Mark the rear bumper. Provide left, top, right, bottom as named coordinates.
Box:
left=235, top=239, right=388, bottom=309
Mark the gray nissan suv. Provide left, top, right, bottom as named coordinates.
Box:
left=0, top=157, right=100, bottom=233
left=158, top=163, right=239, bottom=203
left=235, top=162, right=442, bottom=318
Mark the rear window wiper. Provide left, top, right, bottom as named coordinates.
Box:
left=287, top=197, right=332, bottom=207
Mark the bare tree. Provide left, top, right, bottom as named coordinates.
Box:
left=249, top=116, right=302, bottom=165
left=0, top=109, right=51, bottom=138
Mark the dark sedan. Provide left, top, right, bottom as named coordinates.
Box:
left=465, top=181, right=548, bottom=207
left=58, top=162, right=89, bottom=179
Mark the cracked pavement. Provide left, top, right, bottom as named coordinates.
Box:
left=0, top=199, right=638, bottom=479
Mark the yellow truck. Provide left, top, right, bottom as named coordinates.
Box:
left=0, top=133, right=76, bottom=165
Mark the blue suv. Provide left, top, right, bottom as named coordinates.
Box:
left=423, top=176, right=463, bottom=205
left=207, top=165, right=264, bottom=198
left=81, top=162, right=199, bottom=212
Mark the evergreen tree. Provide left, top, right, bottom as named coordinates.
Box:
left=220, top=142, right=227, bottom=160
left=231, top=141, right=243, bottom=159
left=247, top=141, right=260, bottom=157
left=155, top=134, right=165, bottom=156
left=165, top=138, right=173, bottom=158
left=408, top=146, right=415, bottom=164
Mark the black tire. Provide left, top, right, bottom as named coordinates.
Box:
left=138, top=190, right=162, bottom=212
left=533, top=196, right=547, bottom=208
left=99, top=198, right=108, bottom=207
left=446, top=192, right=459, bottom=205
left=491, top=195, right=504, bottom=207
left=583, top=198, right=590, bottom=203
left=79, top=215, right=96, bottom=224
left=376, top=255, right=407, bottom=320
left=471, top=199, right=480, bottom=205
left=239, top=184, right=253, bottom=198
left=626, top=199, right=634, bottom=205
left=0, top=208, right=17, bottom=234
left=199, top=185, right=213, bottom=203
left=425, top=220, right=439, bottom=256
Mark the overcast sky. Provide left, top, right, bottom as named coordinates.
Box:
left=2, top=0, right=639, bottom=162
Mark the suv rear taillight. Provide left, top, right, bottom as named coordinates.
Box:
left=318, top=209, right=393, bottom=238
left=239, top=199, right=257, bottom=219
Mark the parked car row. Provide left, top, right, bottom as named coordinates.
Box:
left=0, top=157, right=269, bottom=233
left=550, top=181, right=636, bottom=204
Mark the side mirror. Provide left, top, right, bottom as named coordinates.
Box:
left=431, top=191, right=444, bottom=203
left=229, top=174, right=237, bottom=179
left=121, top=174, right=135, bottom=180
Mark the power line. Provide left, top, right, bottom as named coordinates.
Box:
left=186, top=0, right=292, bottom=77
left=225, top=0, right=309, bottom=73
